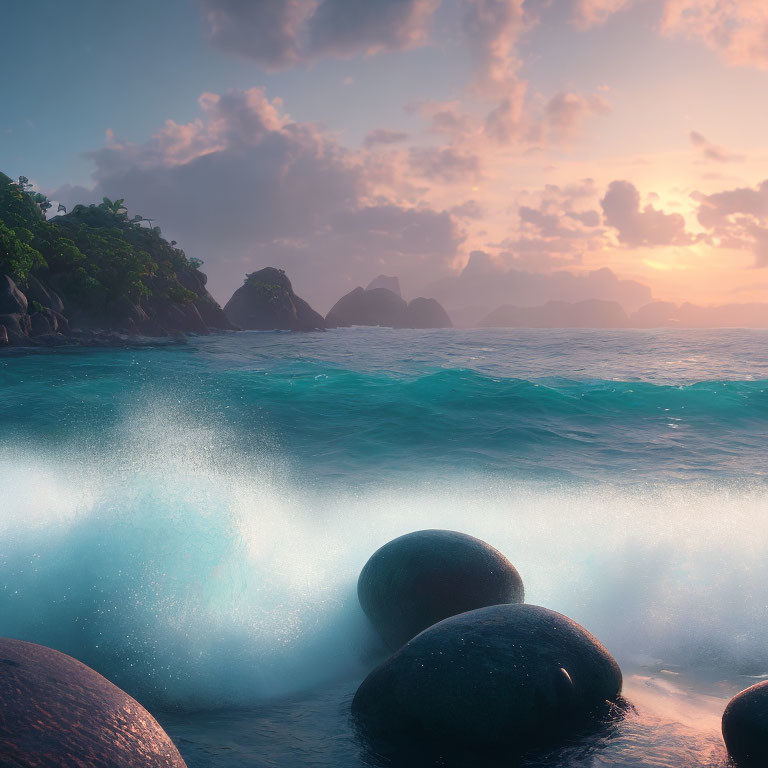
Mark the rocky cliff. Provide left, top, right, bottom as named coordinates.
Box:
left=224, top=268, right=325, bottom=332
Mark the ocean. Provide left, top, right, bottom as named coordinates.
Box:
left=2, top=327, right=768, bottom=767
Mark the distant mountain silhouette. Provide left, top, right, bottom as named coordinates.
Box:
left=480, top=300, right=628, bottom=328
left=326, top=281, right=452, bottom=329
left=366, top=275, right=401, bottom=297
left=480, top=299, right=768, bottom=329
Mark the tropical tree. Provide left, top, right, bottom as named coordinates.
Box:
left=100, top=197, right=128, bottom=218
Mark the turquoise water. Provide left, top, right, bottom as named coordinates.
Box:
left=2, top=328, right=768, bottom=766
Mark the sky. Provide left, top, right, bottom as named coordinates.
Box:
left=3, top=0, right=768, bottom=316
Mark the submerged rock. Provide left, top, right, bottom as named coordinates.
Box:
left=358, top=529, right=523, bottom=650
left=224, top=267, right=325, bottom=331
left=722, top=681, right=768, bottom=766
left=0, top=637, right=187, bottom=767
left=352, top=603, right=623, bottom=754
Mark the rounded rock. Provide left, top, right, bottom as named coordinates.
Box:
left=722, top=681, right=768, bottom=766
left=358, top=529, right=524, bottom=650
left=352, top=603, right=623, bottom=753
left=0, top=637, right=187, bottom=767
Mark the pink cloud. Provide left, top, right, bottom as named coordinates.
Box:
left=689, top=130, right=744, bottom=163
left=695, top=180, right=768, bottom=266
left=601, top=180, right=695, bottom=247
left=661, top=0, right=768, bottom=70
left=199, top=0, right=440, bottom=66
left=571, top=0, right=633, bottom=28
left=55, top=87, right=465, bottom=310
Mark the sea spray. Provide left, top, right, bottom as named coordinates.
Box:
left=3, top=431, right=768, bottom=709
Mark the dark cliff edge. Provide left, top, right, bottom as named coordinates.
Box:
left=224, top=267, right=325, bottom=332
left=0, top=172, right=236, bottom=349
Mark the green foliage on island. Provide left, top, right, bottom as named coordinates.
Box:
left=0, top=172, right=203, bottom=321
left=244, top=275, right=283, bottom=302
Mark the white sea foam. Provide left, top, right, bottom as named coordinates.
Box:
left=2, top=402, right=768, bottom=710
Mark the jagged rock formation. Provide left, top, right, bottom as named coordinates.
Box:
left=0, top=270, right=234, bottom=347
left=0, top=172, right=236, bottom=346
left=326, top=284, right=452, bottom=329
left=366, top=275, right=401, bottom=297
left=224, top=267, right=325, bottom=332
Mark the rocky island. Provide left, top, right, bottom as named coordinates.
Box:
left=0, top=173, right=235, bottom=348
left=224, top=267, right=325, bottom=332
left=325, top=280, right=452, bottom=329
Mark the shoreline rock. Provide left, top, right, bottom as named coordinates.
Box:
left=358, top=529, right=524, bottom=651
left=0, top=637, right=187, bottom=767
left=722, top=681, right=768, bottom=766
left=353, top=603, right=623, bottom=757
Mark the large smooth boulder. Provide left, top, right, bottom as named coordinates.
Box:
left=0, top=637, right=187, bottom=767
left=358, top=529, right=524, bottom=650
left=406, top=297, right=452, bottom=329
left=0, top=275, right=27, bottom=315
left=224, top=267, right=325, bottom=331
left=722, top=681, right=768, bottom=766
left=352, top=604, right=623, bottom=754
left=0, top=324, right=8, bottom=346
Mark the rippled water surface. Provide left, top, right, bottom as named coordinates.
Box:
left=2, top=328, right=768, bottom=766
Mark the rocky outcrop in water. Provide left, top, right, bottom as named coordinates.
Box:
left=353, top=603, right=623, bottom=757
left=0, top=637, right=187, bottom=767
left=722, top=681, right=768, bottom=767
left=405, top=297, right=453, bottom=329
left=224, top=267, right=325, bottom=331
left=0, top=270, right=235, bottom=348
left=358, top=529, right=524, bottom=650
left=326, top=285, right=452, bottom=329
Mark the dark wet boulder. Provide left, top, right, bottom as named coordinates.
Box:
left=0, top=637, right=187, bottom=767
left=405, top=297, right=452, bottom=329
left=224, top=267, right=325, bottom=331
left=352, top=603, right=623, bottom=754
left=0, top=274, right=28, bottom=315
left=0, top=324, right=7, bottom=346
left=358, top=529, right=524, bottom=650
left=722, top=681, right=768, bottom=766
left=326, top=286, right=407, bottom=328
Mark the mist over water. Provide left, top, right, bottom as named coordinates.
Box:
left=1, top=329, right=768, bottom=765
